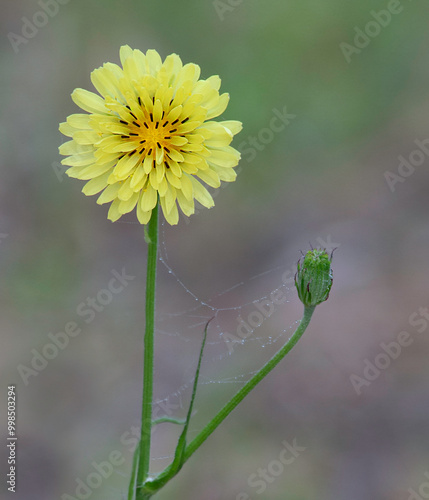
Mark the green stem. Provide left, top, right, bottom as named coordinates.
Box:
left=183, top=305, right=315, bottom=461
left=127, top=445, right=140, bottom=500
left=135, top=204, right=159, bottom=500
left=144, top=305, right=315, bottom=494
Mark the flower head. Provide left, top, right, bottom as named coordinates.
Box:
left=295, top=249, right=333, bottom=307
left=59, top=46, right=242, bottom=225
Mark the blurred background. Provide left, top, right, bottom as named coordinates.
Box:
left=1, top=0, right=429, bottom=499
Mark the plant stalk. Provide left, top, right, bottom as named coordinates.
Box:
left=135, top=204, right=159, bottom=500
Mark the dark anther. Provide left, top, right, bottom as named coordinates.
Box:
left=181, top=117, right=189, bottom=124
left=155, top=122, right=159, bottom=129
left=119, top=120, right=128, bottom=125
left=133, top=121, right=140, bottom=128
left=157, top=142, right=161, bottom=148
left=150, top=113, right=153, bottom=122
left=171, top=119, right=179, bottom=125
left=163, top=121, right=169, bottom=127
left=144, top=122, right=149, bottom=129
left=169, top=129, right=177, bottom=133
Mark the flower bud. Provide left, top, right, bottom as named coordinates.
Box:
left=295, top=249, right=333, bottom=307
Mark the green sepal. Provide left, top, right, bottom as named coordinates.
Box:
left=295, top=249, right=333, bottom=307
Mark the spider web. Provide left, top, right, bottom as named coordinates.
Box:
left=149, top=219, right=300, bottom=461
left=112, top=215, right=302, bottom=498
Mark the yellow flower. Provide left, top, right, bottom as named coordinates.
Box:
left=59, top=46, right=242, bottom=225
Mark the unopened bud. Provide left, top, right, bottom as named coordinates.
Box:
left=295, top=249, right=333, bottom=307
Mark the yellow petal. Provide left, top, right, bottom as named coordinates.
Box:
left=207, top=147, right=240, bottom=168
left=155, top=146, right=164, bottom=165
left=181, top=143, right=204, bottom=153
left=123, top=54, right=141, bottom=81
left=166, top=105, right=183, bottom=124
left=170, top=86, right=187, bottom=108
left=73, top=131, right=101, bottom=145
left=165, top=168, right=181, bottom=189
left=59, top=122, right=76, bottom=137
left=61, top=152, right=95, bottom=167
left=200, top=121, right=233, bottom=147
left=206, top=75, right=221, bottom=91
left=159, top=86, right=174, bottom=110
left=67, top=114, right=92, bottom=130
left=119, top=45, right=134, bottom=66
left=190, top=177, right=214, bottom=208
left=176, top=121, right=201, bottom=134
left=163, top=186, right=177, bottom=214
left=176, top=63, right=201, bottom=87
left=165, top=158, right=182, bottom=177
left=167, top=149, right=184, bottom=163
left=206, top=93, right=229, bottom=120
left=82, top=171, right=111, bottom=196
left=181, top=153, right=204, bottom=166
left=97, top=183, right=121, bottom=205
left=74, top=160, right=116, bottom=180
left=196, top=168, right=221, bottom=188
left=153, top=99, right=163, bottom=122
left=176, top=189, right=195, bottom=216
left=72, top=88, right=107, bottom=114
left=143, top=154, right=154, bottom=174
left=119, top=191, right=139, bottom=214
left=113, top=154, right=140, bottom=180
left=161, top=54, right=183, bottom=82
left=133, top=48, right=147, bottom=77
left=156, top=162, right=165, bottom=184
left=117, top=178, right=135, bottom=201
left=169, top=136, right=188, bottom=147
left=103, top=123, right=132, bottom=135
left=108, top=141, right=140, bottom=154
left=221, top=120, right=243, bottom=136
left=141, top=185, right=158, bottom=211
left=107, top=199, right=123, bottom=222
left=158, top=177, right=168, bottom=197
left=130, top=164, right=147, bottom=190
left=180, top=162, right=198, bottom=174
left=59, top=141, right=93, bottom=156
left=198, top=88, right=219, bottom=110
left=180, top=174, right=193, bottom=200
left=160, top=196, right=179, bottom=225
left=136, top=86, right=154, bottom=112
left=145, top=49, right=163, bottom=75
left=209, top=163, right=237, bottom=182
left=136, top=202, right=152, bottom=225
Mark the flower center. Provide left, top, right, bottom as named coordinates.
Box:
left=121, top=102, right=189, bottom=164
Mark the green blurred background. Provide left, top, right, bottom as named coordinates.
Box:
left=2, top=0, right=429, bottom=499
